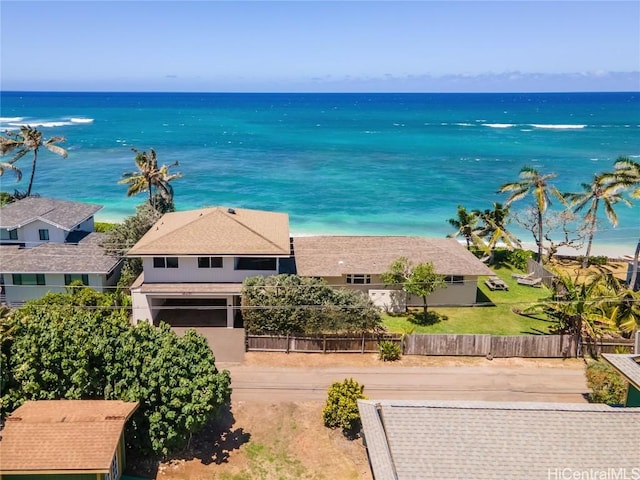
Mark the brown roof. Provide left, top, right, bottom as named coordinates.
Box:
left=0, top=400, right=139, bottom=474
left=137, top=282, right=243, bottom=295
left=127, top=207, right=290, bottom=256
left=293, top=236, right=494, bottom=277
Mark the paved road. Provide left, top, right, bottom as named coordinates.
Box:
left=224, top=364, right=589, bottom=403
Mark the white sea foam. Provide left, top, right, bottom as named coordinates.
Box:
left=454, top=123, right=473, bottom=127
left=530, top=124, right=586, bottom=129
left=8, top=120, right=74, bottom=128
left=482, top=123, right=515, bottom=128
left=0, top=117, right=24, bottom=123
left=70, top=117, right=94, bottom=124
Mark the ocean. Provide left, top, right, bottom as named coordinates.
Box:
left=1, top=91, right=639, bottom=251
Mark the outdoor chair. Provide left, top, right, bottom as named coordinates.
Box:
left=517, top=276, right=542, bottom=287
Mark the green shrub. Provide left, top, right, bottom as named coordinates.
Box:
left=378, top=340, right=401, bottom=361
left=585, top=361, right=627, bottom=405
left=94, top=221, right=118, bottom=232
left=323, top=378, right=367, bottom=435
left=589, top=255, right=609, bottom=266
left=507, top=249, right=533, bottom=271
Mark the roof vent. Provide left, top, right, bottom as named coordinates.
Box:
left=227, top=208, right=236, bottom=214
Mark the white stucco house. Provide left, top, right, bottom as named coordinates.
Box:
left=0, top=197, right=122, bottom=306
left=127, top=206, right=292, bottom=328
left=292, top=236, right=494, bottom=312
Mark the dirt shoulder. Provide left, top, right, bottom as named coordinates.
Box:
left=235, top=351, right=587, bottom=369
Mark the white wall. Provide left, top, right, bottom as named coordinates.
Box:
left=131, top=288, right=154, bottom=324
left=323, top=274, right=480, bottom=308
left=141, top=256, right=279, bottom=283
left=74, top=216, right=95, bottom=233
left=4, top=272, right=110, bottom=306
left=20, top=220, right=66, bottom=246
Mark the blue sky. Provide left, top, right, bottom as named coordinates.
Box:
left=1, top=0, right=639, bottom=92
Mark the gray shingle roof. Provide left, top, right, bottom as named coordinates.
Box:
left=602, top=354, right=640, bottom=389
left=0, top=197, right=102, bottom=231
left=358, top=400, right=640, bottom=480
left=293, top=236, right=494, bottom=277
left=0, top=233, right=120, bottom=274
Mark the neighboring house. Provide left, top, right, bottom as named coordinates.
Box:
left=602, top=353, right=640, bottom=407
left=292, top=236, right=494, bottom=311
left=358, top=399, right=640, bottom=480
left=128, top=206, right=291, bottom=328
left=0, top=197, right=122, bottom=306
left=0, top=399, right=139, bottom=480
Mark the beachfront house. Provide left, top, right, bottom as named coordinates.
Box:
left=127, top=206, right=292, bottom=328
left=0, top=400, right=139, bottom=480
left=0, top=197, right=122, bottom=306
left=292, top=236, right=494, bottom=312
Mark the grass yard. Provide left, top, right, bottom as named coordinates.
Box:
left=383, top=266, right=556, bottom=335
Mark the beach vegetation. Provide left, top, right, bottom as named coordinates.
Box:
left=0, top=125, right=68, bottom=196
left=498, top=166, right=565, bottom=264
left=380, top=257, right=446, bottom=319
left=94, top=221, right=118, bottom=232
left=119, top=147, right=182, bottom=213
left=1, top=285, right=231, bottom=458
left=241, top=274, right=381, bottom=335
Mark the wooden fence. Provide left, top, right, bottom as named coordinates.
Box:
left=527, top=258, right=557, bottom=289
left=580, top=337, right=636, bottom=356
left=246, top=333, right=402, bottom=354
left=403, top=333, right=577, bottom=358
left=246, top=333, right=580, bottom=357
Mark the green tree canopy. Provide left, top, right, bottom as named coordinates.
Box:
left=241, top=274, right=381, bottom=335
left=380, top=257, right=446, bottom=317
left=1, top=286, right=231, bottom=457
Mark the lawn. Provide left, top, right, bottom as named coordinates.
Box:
left=382, top=266, right=556, bottom=335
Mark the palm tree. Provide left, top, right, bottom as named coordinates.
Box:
left=447, top=205, right=483, bottom=250
left=602, top=157, right=640, bottom=289
left=119, top=148, right=182, bottom=212
left=564, top=173, right=631, bottom=268
left=0, top=160, right=22, bottom=182
left=0, top=126, right=68, bottom=196
left=498, top=166, right=563, bottom=263
left=474, top=202, right=521, bottom=252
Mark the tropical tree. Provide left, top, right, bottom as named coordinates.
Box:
left=474, top=202, right=521, bottom=253
left=523, top=272, right=617, bottom=346
left=498, top=166, right=564, bottom=263
left=447, top=205, right=482, bottom=250
left=0, top=160, right=22, bottom=183
left=0, top=126, right=68, bottom=196
left=604, top=156, right=640, bottom=290
left=381, top=257, right=446, bottom=318
left=119, top=148, right=182, bottom=212
left=564, top=173, right=631, bottom=268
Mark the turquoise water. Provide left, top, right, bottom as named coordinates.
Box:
left=1, top=91, right=638, bottom=248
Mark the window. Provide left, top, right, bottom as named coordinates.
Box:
left=445, top=275, right=464, bottom=284
left=346, top=274, right=371, bottom=284
left=13, top=273, right=45, bottom=285
left=198, top=256, right=223, bottom=268
left=153, top=257, right=179, bottom=268
left=65, top=274, right=89, bottom=285
left=8, top=230, right=17, bottom=240
left=235, top=257, right=277, bottom=271
left=39, top=229, right=49, bottom=241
